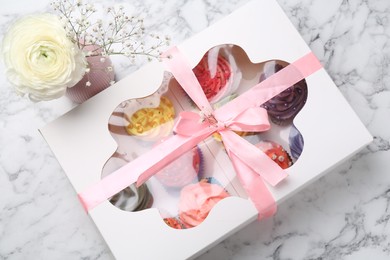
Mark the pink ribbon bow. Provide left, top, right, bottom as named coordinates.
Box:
left=172, top=108, right=285, bottom=218
left=78, top=46, right=322, bottom=220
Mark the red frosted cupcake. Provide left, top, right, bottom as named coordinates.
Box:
left=193, top=50, right=233, bottom=103
left=107, top=95, right=176, bottom=142
left=256, top=141, right=292, bottom=169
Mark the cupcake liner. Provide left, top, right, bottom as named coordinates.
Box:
left=289, top=124, right=304, bottom=160
left=154, top=146, right=204, bottom=188
left=163, top=217, right=185, bottom=229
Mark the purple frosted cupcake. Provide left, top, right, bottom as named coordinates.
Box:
left=259, top=61, right=308, bottom=125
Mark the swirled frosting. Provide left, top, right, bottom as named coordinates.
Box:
left=193, top=53, right=232, bottom=102
left=179, top=182, right=229, bottom=228
left=260, top=62, right=308, bottom=125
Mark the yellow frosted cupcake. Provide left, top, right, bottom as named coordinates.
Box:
left=125, top=96, right=175, bottom=141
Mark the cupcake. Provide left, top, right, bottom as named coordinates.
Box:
left=198, top=177, right=222, bottom=186
left=289, top=124, right=304, bottom=160
left=178, top=182, right=229, bottom=228
left=155, top=147, right=202, bottom=188
left=163, top=217, right=184, bottom=229
left=109, top=184, right=154, bottom=212
left=124, top=96, right=175, bottom=141
left=256, top=141, right=292, bottom=169
left=259, top=61, right=308, bottom=125
left=193, top=50, right=232, bottom=103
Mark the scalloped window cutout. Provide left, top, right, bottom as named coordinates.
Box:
left=102, top=44, right=306, bottom=229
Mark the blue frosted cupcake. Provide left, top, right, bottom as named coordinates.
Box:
left=289, top=124, right=304, bottom=160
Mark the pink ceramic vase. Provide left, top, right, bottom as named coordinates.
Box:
left=66, top=46, right=115, bottom=103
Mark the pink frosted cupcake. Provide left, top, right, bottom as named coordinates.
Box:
left=178, top=181, right=229, bottom=228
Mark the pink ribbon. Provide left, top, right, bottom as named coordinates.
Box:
left=78, top=47, right=322, bottom=220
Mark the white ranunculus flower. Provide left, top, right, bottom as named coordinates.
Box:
left=1, top=13, right=87, bottom=101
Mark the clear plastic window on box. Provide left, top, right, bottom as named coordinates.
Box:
left=102, top=44, right=306, bottom=229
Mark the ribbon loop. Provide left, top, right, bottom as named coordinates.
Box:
left=219, top=106, right=270, bottom=132
left=174, top=106, right=271, bottom=137
left=173, top=111, right=205, bottom=136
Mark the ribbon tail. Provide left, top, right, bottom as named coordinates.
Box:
left=163, top=47, right=213, bottom=112
left=220, top=130, right=288, bottom=218
left=228, top=152, right=277, bottom=219
left=220, top=131, right=287, bottom=186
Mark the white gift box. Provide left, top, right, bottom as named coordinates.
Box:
left=40, top=0, right=372, bottom=259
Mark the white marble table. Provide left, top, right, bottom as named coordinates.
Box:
left=1, top=0, right=389, bottom=259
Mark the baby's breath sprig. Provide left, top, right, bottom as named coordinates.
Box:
left=50, top=0, right=170, bottom=63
